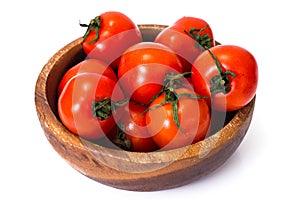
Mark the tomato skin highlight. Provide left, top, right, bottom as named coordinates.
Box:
left=58, top=73, right=124, bottom=140
left=191, top=45, right=258, bottom=111
left=57, top=59, right=117, bottom=95
left=118, top=101, right=158, bottom=152
left=145, top=88, right=210, bottom=150
left=81, top=11, right=142, bottom=69
left=155, top=16, right=214, bottom=72
left=118, top=42, right=183, bottom=105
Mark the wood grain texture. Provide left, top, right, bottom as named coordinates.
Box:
left=35, top=24, right=255, bottom=191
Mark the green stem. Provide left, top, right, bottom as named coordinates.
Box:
left=79, top=16, right=102, bottom=44
left=164, top=72, right=191, bottom=89
left=148, top=72, right=191, bottom=106
left=177, top=92, right=208, bottom=99
left=184, top=26, right=213, bottom=50
left=207, top=49, right=223, bottom=74
left=146, top=88, right=206, bottom=133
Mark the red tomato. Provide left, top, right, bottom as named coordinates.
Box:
left=155, top=16, right=214, bottom=72
left=118, top=42, right=183, bottom=105
left=58, top=73, right=124, bottom=140
left=80, top=11, right=142, bottom=69
left=115, top=101, right=158, bottom=152
left=145, top=88, right=210, bottom=150
left=57, top=59, right=117, bottom=95
left=191, top=45, right=258, bottom=111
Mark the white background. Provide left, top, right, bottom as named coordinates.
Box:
left=1, top=0, right=299, bottom=199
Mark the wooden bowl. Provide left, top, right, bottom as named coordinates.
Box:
left=35, top=24, right=255, bottom=191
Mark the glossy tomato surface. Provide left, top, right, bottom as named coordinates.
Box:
left=118, top=42, right=183, bottom=105
left=58, top=73, right=124, bottom=139
left=117, top=101, right=158, bottom=152
left=57, top=59, right=117, bottom=95
left=81, top=11, right=142, bottom=69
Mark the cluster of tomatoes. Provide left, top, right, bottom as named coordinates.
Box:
left=57, top=11, right=258, bottom=152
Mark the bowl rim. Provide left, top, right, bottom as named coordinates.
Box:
left=35, top=24, right=256, bottom=165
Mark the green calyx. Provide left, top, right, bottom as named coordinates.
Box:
left=92, top=97, right=129, bottom=120
left=209, top=71, right=236, bottom=95
left=92, top=97, right=111, bottom=120
left=207, top=49, right=236, bottom=95
left=112, top=123, right=132, bottom=151
left=79, top=16, right=102, bottom=44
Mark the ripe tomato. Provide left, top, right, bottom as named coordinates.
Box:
left=118, top=42, right=183, bottom=105
left=58, top=73, right=124, bottom=140
left=115, top=101, right=158, bottom=152
left=57, top=59, right=117, bottom=95
left=155, top=16, right=214, bottom=72
left=191, top=45, right=258, bottom=111
left=80, top=11, right=142, bottom=69
left=145, top=88, right=210, bottom=150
